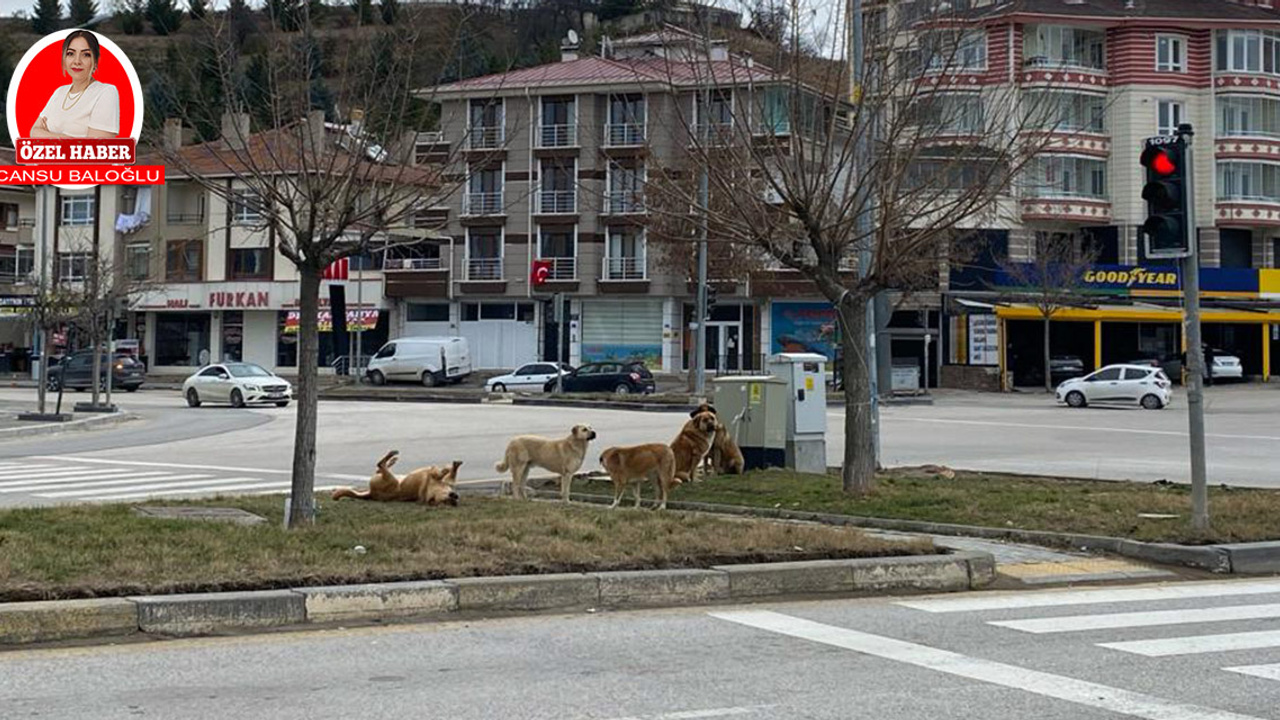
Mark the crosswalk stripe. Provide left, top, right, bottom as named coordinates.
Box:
left=29, top=475, right=218, bottom=496
left=897, top=579, right=1280, bottom=613
left=1223, top=664, right=1280, bottom=682
left=1099, top=630, right=1280, bottom=657
left=0, top=468, right=147, bottom=483
left=40, top=477, right=276, bottom=498
left=0, top=465, right=92, bottom=479
left=990, top=603, right=1280, bottom=634
left=252, top=486, right=343, bottom=495
left=0, top=471, right=176, bottom=491
left=91, top=481, right=289, bottom=501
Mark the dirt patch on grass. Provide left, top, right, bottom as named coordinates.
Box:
left=0, top=496, right=932, bottom=602
left=600, top=468, right=1280, bottom=545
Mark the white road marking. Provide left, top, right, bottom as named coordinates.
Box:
left=1223, top=664, right=1280, bottom=682
left=897, top=579, right=1280, bottom=613
left=0, top=465, right=93, bottom=479
left=0, top=471, right=177, bottom=491
left=30, top=455, right=367, bottom=481
left=1100, top=630, right=1280, bottom=657
left=710, top=610, right=1265, bottom=720
left=990, top=603, right=1280, bottom=634
left=23, top=474, right=216, bottom=494
left=90, top=480, right=287, bottom=501
left=602, top=706, right=772, bottom=720
left=37, top=477, right=250, bottom=498
left=901, top=417, right=1280, bottom=442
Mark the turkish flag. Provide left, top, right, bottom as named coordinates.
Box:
left=531, top=259, right=552, bottom=286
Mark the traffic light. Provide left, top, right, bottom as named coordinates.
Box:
left=1140, top=135, right=1190, bottom=258
left=706, top=284, right=718, bottom=317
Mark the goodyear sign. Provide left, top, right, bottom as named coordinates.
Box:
left=997, top=264, right=1261, bottom=299
left=1079, top=266, right=1180, bottom=292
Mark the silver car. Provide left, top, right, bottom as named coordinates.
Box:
left=183, top=362, right=293, bottom=408
left=1056, top=364, right=1173, bottom=410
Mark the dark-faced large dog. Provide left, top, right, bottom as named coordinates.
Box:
left=671, top=411, right=718, bottom=483
left=496, top=424, right=597, bottom=501
left=331, top=451, right=461, bottom=506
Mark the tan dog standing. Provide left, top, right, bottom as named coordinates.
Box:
left=496, top=424, right=597, bottom=500
left=331, top=451, right=462, bottom=506
left=671, top=411, right=718, bottom=483
left=600, top=443, right=680, bottom=510
left=709, top=420, right=745, bottom=475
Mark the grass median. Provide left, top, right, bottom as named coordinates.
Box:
left=0, top=496, right=932, bottom=602
left=581, top=468, right=1280, bottom=545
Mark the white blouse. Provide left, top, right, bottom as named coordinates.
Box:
left=36, top=81, right=120, bottom=138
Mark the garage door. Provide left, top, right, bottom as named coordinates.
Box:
left=581, top=299, right=662, bottom=368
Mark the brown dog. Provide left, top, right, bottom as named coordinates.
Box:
left=671, top=411, right=718, bottom=483
left=708, top=420, right=745, bottom=475
left=496, top=424, right=597, bottom=501
left=690, top=402, right=716, bottom=419
left=331, top=451, right=462, bottom=506
left=600, top=443, right=681, bottom=510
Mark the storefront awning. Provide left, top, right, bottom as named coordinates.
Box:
left=994, top=303, right=1280, bottom=324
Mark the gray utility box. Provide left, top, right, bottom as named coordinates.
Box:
left=767, top=352, right=828, bottom=475
left=712, top=375, right=788, bottom=470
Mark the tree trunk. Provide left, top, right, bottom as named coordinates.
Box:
left=288, top=265, right=322, bottom=527
left=1043, top=312, right=1052, bottom=393
left=90, top=330, right=103, bottom=406
left=838, top=296, right=876, bottom=496
left=36, top=326, right=49, bottom=415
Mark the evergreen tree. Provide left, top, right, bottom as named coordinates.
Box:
left=351, top=0, right=373, bottom=26
left=228, top=0, right=257, bottom=51
left=267, top=0, right=303, bottom=31
left=69, top=0, right=97, bottom=27
left=379, top=0, right=396, bottom=25
left=30, top=0, right=62, bottom=35
left=145, top=0, right=183, bottom=35
left=119, top=0, right=146, bottom=34
left=0, top=34, right=12, bottom=147
left=242, top=51, right=274, bottom=130
left=187, top=0, right=206, bottom=20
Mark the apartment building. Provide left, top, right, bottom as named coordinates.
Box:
left=904, top=0, right=1280, bottom=387
left=0, top=148, right=36, bottom=371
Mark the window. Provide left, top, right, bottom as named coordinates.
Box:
left=126, top=243, right=150, bottom=282
left=466, top=227, right=502, bottom=280
left=539, top=227, right=575, bottom=258
left=925, top=30, right=987, bottom=71
left=60, top=195, right=94, bottom=226
left=1090, top=367, right=1122, bottom=381
left=1220, top=96, right=1280, bottom=139
left=468, top=99, right=504, bottom=149
left=1218, top=162, right=1280, bottom=202
left=1024, top=25, right=1105, bottom=70
left=230, top=248, right=271, bottom=279
left=1216, top=29, right=1280, bottom=75
left=1, top=203, right=17, bottom=230
left=232, top=191, right=263, bottom=224
left=697, top=90, right=733, bottom=137
left=607, top=160, right=644, bottom=213
left=1025, top=156, right=1107, bottom=199
left=16, top=247, right=33, bottom=279
left=605, top=227, right=645, bottom=280
left=166, top=239, right=203, bottom=282
left=538, top=159, right=576, bottom=214
left=914, top=93, right=984, bottom=134
left=1157, top=100, right=1184, bottom=136
left=277, top=311, right=298, bottom=367
left=1156, top=35, right=1186, bottom=72
left=539, top=96, right=576, bottom=147
left=465, top=166, right=503, bottom=215
left=198, top=366, right=225, bottom=378
left=1025, top=91, right=1106, bottom=133
left=606, top=94, right=645, bottom=146
left=222, top=311, right=244, bottom=363
left=407, top=303, right=449, bottom=322
left=58, top=252, right=89, bottom=281
left=1220, top=228, right=1253, bottom=269
left=1122, top=368, right=1152, bottom=381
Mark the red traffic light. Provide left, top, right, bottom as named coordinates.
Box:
left=1150, top=151, right=1175, bottom=175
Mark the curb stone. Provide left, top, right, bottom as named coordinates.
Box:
left=0, top=411, right=138, bottom=440
left=0, top=553, right=991, bottom=647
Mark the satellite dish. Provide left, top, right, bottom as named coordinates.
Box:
left=567, top=29, right=580, bottom=45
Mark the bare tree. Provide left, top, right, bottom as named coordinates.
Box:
left=73, top=252, right=154, bottom=409
left=25, top=281, right=80, bottom=417
left=159, top=7, right=479, bottom=526
left=643, top=3, right=1066, bottom=494
left=997, top=229, right=1100, bottom=392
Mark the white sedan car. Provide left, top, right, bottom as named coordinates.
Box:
left=1211, top=352, right=1244, bottom=381
left=183, top=362, right=293, bottom=408
left=485, top=362, right=572, bottom=393
left=1056, top=363, right=1173, bottom=410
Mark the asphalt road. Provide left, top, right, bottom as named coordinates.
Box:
left=0, top=382, right=1276, bottom=507
left=5, top=578, right=1280, bottom=719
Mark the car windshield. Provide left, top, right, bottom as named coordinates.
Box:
left=225, top=363, right=273, bottom=378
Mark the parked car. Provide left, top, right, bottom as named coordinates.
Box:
left=486, top=362, right=572, bottom=393
left=1134, top=350, right=1243, bottom=384
left=1055, top=363, right=1172, bottom=410
left=183, top=362, right=293, bottom=408
left=365, top=336, right=472, bottom=387
left=45, top=351, right=146, bottom=392
left=545, top=361, right=656, bottom=394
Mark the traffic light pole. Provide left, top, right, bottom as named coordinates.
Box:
left=1179, top=125, right=1209, bottom=533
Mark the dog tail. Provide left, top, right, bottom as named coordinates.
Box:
left=446, top=460, right=463, bottom=481
left=495, top=454, right=509, bottom=473
left=331, top=487, right=371, bottom=501
left=377, top=450, right=399, bottom=472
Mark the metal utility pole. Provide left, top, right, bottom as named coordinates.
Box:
left=850, top=0, right=881, bottom=463
left=1178, top=125, right=1209, bottom=532
left=693, top=86, right=710, bottom=398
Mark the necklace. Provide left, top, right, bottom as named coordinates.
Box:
left=61, top=80, right=93, bottom=112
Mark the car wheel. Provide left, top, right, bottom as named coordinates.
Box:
left=614, top=383, right=631, bottom=395
left=369, top=370, right=386, bottom=386
left=73, top=387, right=84, bottom=393
left=186, top=388, right=201, bottom=408
left=1065, top=390, right=1087, bottom=408
left=1141, top=394, right=1163, bottom=410
left=492, top=382, right=506, bottom=393
left=230, top=389, right=246, bottom=408
left=45, top=377, right=60, bottom=392
left=421, top=372, right=439, bottom=388
left=275, top=401, right=289, bottom=408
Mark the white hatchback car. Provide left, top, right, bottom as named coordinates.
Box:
left=1056, top=364, right=1173, bottom=410
left=183, top=362, right=293, bottom=408
left=485, top=362, right=572, bottom=393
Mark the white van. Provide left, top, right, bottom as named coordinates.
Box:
left=366, top=336, right=472, bottom=387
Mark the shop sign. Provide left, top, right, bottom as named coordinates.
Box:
left=284, top=309, right=379, bottom=334
left=209, top=291, right=270, bottom=309
left=998, top=264, right=1260, bottom=297
left=1079, top=267, right=1179, bottom=291
left=968, top=315, right=998, bottom=366
left=0, top=295, right=35, bottom=315
left=770, top=302, right=838, bottom=360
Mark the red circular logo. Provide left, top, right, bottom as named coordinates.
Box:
left=8, top=31, right=140, bottom=141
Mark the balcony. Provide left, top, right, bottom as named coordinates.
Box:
left=602, top=256, right=646, bottom=281
left=695, top=122, right=735, bottom=145
left=604, top=191, right=645, bottom=214
left=536, top=190, right=577, bottom=215
left=385, top=257, right=443, bottom=270
left=537, top=124, right=577, bottom=148
left=462, top=192, right=504, bottom=216
left=467, top=257, right=504, bottom=281
left=539, top=256, right=577, bottom=281
left=468, top=126, right=504, bottom=150
left=383, top=256, right=449, bottom=298
left=165, top=211, right=205, bottom=225
left=605, top=123, right=646, bottom=147
left=1020, top=197, right=1112, bottom=223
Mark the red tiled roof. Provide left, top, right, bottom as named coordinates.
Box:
left=429, top=55, right=777, bottom=94
left=971, top=0, right=1280, bottom=22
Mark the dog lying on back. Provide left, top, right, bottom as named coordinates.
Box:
left=331, top=451, right=461, bottom=506
left=600, top=443, right=680, bottom=510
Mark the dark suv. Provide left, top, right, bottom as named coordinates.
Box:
left=47, top=351, right=146, bottom=392
left=545, top=361, right=656, bottom=394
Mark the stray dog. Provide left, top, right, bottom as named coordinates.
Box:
left=496, top=424, right=597, bottom=501
left=600, top=443, right=680, bottom=510
left=331, top=451, right=462, bottom=506
left=671, top=411, right=718, bottom=483
left=706, top=419, right=745, bottom=476
left=690, top=402, right=716, bottom=418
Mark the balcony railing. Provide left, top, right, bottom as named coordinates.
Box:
left=539, top=256, right=577, bottom=280
left=537, top=190, right=577, bottom=214
left=605, top=191, right=645, bottom=214
left=166, top=212, right=205, bottom=225
left=605, top=122, right=646, bottom=147
left=467, top=257, right=504, bottom=281
left=463, top=191, right=504, bottom=216
left=386, top=257, right=443, bottom=270
left=468, top=125, right=504, bottom=150
left=538, top=124, right=577, bottom=148
left=603, top=256, right=646, bottom=280
left=696, top=122, right=734, bottom=144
